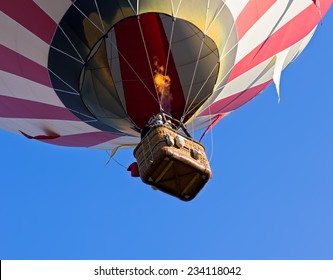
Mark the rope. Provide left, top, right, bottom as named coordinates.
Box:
left=181, top=18, right=240, bottom=126
left=181, top=0, right=210, bottom=118
left=137, top=16, right=162, bottom=108
left=207, top=105, right=215, bottom=163
left=105, top=35, right=159, bottom=105
left=205, top=1, right=227, bottom=35
left=182, top=35, right=206, bottom=117
left=105, top=151, right=127, bottom=169
left=57, top=25, right=85, bottom=63
left=182, top=62, right=220, bottom=118
left=94, top=0, right=106, bottom=33
left=163, top=19, right=176, bottom=101
left=72, top=2, right=104, bottom=34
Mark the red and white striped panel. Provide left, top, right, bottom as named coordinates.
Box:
left=193, top=0, right=332, bottom=132
left=0, top=0, right=332, bottom=150
left=0, top=0, right=123, bottom=148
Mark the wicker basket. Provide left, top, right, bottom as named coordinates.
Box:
left=134, top=125, right=212, bottom=201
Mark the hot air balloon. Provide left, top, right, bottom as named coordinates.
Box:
left=1, top=0, right=332, bottom=200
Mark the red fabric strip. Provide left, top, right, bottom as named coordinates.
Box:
left=0, top=0, right=57, bottom=43
left=0, top=45, right=52, bottom=87
left=0, top=95, right=78, bottom=121
left=229, top=4, right=324, bottom=82
left=40, top=132, right=119, bottom=147
left=20, top=130, right=60, bottom=140
left=236, top=0, right=277, bottom=39
left=201, top=80, right=271, bottom=116
left=114, top=14, right=185, bottom=128
left=199, top=113, right=226, bottom=142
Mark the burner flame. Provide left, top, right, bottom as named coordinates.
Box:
left=153, top=57, right=173, bottom=112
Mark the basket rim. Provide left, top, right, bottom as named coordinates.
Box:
left=134, top=124, right=205, bottom=155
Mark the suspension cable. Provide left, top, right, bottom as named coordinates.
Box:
left=162, top=18, right=176, bottom=112
left=137, top=16, right=163, bottom=109
left=105, top=32, right=159, bottom=105
left=182, top=35, right=206, bottom=118
left=181, top=18, right=240, bottom=123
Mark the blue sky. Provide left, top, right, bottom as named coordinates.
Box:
left=0, top=8, right=332, bottom=260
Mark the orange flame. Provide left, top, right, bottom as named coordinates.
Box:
left=153, top=57, right=172, bottom=112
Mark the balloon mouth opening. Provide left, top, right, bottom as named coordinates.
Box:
left=79, top=13, right=220, bottom=132
left=49, top=4, right=237, bottom=135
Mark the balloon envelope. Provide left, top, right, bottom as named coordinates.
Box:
left=0, top=0, right=332, bottom=149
